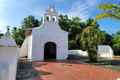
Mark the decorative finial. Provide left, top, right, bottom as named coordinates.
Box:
left=44, top=5, right=58, bottom=23
left=48, top=5, right=55, bottom=12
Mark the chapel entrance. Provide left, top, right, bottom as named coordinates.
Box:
left=44, top=42, right=56, bottom=60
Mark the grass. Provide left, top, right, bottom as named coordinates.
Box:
left=68, top=54, right=120, bottom=72
left=103, top=65, right=120, bottom=71
left=87, top=59, right=120, bottom=71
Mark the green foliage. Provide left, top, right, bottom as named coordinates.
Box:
left=88, top=48, right=97, bottom=62
left=59, top=15, right=83, bottom=49
left=12, top=15, right=40, bottom=46
left=80, top=19, right=104, bottom=48
left=59, top=15, right=83, bottom=33
left=59, top=16, right=106, bottom=53
left=96, top=3, right=120, bottom=56
left=112, top=31, right=120, bottom=48
left=79, top=19, right=105, bottom=62
left=98, top=4, right=118, bottom=11
left=12, top=27, right=25, bottom=47
left=101, top=31, right=113, bottom=46
left=69, top=17, right=82, bottom=40
left=59, top=15, right=71, bottom=32
left=68, top=40, right=80, bottom=50
left=112, top=31, right=120, bottom=55
left=96, top=3, right=120, bottom=20
left=80, top=26, right=104, bottom=49
left=22, top=15, right=41, bottom=29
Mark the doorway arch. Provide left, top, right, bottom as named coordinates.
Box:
left=44, top=42, right=56, bottom=60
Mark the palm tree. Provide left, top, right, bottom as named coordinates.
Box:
left=80, top=19, right=105, bottom=62
left=96, top=4, right=120, bottom=20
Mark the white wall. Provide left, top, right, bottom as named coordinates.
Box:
left=98, top=45, right=113, bottom=59
left=0, top=39, right=19, bottom=80
left=0, top=64, right=9, bottom=80
left=0, top=47, right=19, bottom=80
left=69, top=45, right=113, bottom=59
left=31, top=22, right=68, bottom=61
left=20, top=35, right=32, bottom=58
left=69, top=50, right=88, bottom=56
left=19, top=38, right=28, bottom=57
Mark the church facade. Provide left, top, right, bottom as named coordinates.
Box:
left=25, top=6, right=68, bottom=61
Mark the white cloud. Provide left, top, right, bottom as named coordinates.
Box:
left=67, top=1, right=90, bottom=20
left=65, top=0, right=98, bottom=20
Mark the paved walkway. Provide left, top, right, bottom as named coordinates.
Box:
left=33, top=60, right=120, bottom=80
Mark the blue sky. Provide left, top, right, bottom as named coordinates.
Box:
left=0, top=0, right=120, bottom=34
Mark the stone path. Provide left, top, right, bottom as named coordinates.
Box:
left=16, top=60, right=39, bottom=80
left=33, top=60, right=120, bottom=80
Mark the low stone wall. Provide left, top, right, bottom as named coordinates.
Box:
left=98, top=45, right=113, bottom=59
left=69, top=46, right=113, bottom=60
left=69, top=50, right=88, bottom=57
left=0, top=38, right=19, bottom=80
left=0, top=47, right=19, bottom=80
left=0, top=64, right=9, bottom=80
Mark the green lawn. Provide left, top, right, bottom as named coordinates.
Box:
left=88, top=60, right=120, bottom=71
left=103, top=65, right=120, bottom=71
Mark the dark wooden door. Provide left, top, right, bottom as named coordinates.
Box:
left=44, top=42, right=56, bottom=60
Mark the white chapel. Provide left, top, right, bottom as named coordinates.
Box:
left=20, top=6, right=68, bottom=61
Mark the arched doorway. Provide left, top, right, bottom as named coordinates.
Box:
left=44, top=42, right=56, bottom=60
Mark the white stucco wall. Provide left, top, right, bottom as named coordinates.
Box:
left=69, top=50, right=88, bottom=56
left=19, top=38, right=28, bottom=57
left=20, top=35, right=32, bottom=58
left=69, top=45, right=113, bottom=59
left=31, top=22, right=68, bottom=61
left=0, top=63, right=9, bottom=80
left=98, top=45, right=113, bottom=59
left=19, top=6, right=69, bottom=61
left=0, top=39, right=19, bottom=80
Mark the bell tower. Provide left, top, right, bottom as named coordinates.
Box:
left=44, top=5, right=58, bottom=23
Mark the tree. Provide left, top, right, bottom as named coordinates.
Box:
left=96, top=4, right=120, bottom=20
left=59, top=15, right=86, bottom=49
left=112, top=31, right=120, bottom=48
left=112, top=31, right=120, bottom=55
left=12, top=27, right=25, bottom=47
left=59, top=15, right=71, bottom=32
left=96, top=3, right=120, bottom=55
left=101, top=31, right=113, bottom=46
left=80, top=19, right=105, bottom=62
left=12, top=15, right=40, bottom=46
left=22, top=15, right=41, bottom=29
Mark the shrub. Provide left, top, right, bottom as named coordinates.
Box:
left=88, top=48, right=97, bottom=62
